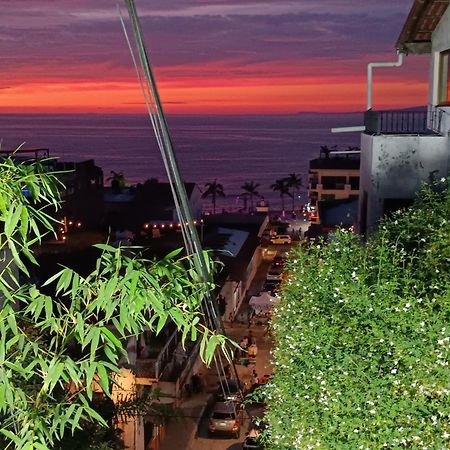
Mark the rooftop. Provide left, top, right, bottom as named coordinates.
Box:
left=309, top=157, right=360, bottom=170
left=397, top=0, right=450, bottom=54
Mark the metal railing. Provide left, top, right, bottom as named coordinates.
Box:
left=135, top=329, right=179, bottom=380
left=364, top=108, right=443, bottom=135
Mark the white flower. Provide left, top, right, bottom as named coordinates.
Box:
left=391, top=368, right=397, bottom=374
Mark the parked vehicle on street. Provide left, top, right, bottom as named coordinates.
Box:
left=216, top=378, right=243, bottom=403
left=242, top=436, right=263, bottom=449
left=208, top=401, right=241, bottom=438
left=270, top=234, right=292, bottom=245
left=266, top=266, right=283, bottom=281
left=272, top=255, right=285, bottom=266
left=263, top=280, right=280, bottom=294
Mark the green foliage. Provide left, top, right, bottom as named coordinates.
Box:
left=0, top=157, right=227, bottom=449
left=262, top=179, right=450, bottom=449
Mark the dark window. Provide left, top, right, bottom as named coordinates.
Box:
left=321, top=176, right=346, bottom=190
left=439, top=49, right=450, bottom=105
left=213, top=412, right=235, bottom=420
left=349, top=176, right=360, bottom=190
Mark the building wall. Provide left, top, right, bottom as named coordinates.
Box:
left=359, top=133, right=449, bottom=233
left=430, top=7, right=450, bottom=131
left=221, top=246, right=263, bottom=321
left=309, top=170, right=360, bottom=198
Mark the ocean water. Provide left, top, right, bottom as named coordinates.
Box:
left=0, top=113, right=362, bottom=211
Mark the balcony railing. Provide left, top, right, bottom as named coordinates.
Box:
left=364, top=108, right=443, bottom=135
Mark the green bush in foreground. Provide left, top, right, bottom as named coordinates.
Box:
left=0, top=157, right=227, bottom=449
left=262, top=179, right=450, bottom=449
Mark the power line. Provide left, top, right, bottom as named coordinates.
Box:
left=116, top=0, right=242, bottom=400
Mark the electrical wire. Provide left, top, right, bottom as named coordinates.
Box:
left=116, top=0, right=242, bottom=400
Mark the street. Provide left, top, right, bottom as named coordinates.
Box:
left=190, top=243, right=282, bottom=450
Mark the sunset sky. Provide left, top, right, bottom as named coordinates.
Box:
left=1, top=0, right=429, bottom=114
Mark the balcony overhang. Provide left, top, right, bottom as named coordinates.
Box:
left=396, top=0, right=449, bottom=54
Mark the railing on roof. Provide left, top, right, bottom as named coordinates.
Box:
left=364, top=108, right=443, bottom=135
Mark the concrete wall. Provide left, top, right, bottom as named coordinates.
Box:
left=359, top=132, right=449, bottom=233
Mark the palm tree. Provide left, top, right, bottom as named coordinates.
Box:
left=286, top=173, right=302, bottom=212
left=241, top=181, right=260, bottom=212
left=107, top=170, right=126, bottom=194
left=270, top=178, right=292, bottom=213
left=201, top=180, right=225, bottom=214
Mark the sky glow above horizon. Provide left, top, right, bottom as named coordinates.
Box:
left=0, top=0, right=430, bottom=114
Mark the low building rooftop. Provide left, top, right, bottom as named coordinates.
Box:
left=309, top=157, right=360, bottom=170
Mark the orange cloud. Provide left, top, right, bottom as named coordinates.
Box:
left=0, top=75, right=428, bottom=114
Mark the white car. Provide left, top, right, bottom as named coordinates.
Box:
left=270, top=234, right=292, bottom=245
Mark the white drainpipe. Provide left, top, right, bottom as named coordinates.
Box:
left=367, top=50, right=404, bottom=110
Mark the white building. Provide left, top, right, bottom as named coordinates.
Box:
left=308, top=148, right=360, bottom=224
left=359, top=0, right=450, bottom=234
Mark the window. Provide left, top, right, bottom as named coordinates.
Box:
left=321, top=176, right=346, bottom=190
left=349, top=176, right=360, bottom=190
left=438, top=49, right=450, bottom=105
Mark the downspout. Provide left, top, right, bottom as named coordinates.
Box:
left=367, top=50, right=405, bottom=110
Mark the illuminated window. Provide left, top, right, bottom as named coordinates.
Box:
left=438, top=49, right=450, bottom=105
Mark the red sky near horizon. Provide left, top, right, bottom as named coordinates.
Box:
left=1, top=0, right=429, bottom=114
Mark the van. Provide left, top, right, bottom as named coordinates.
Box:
left=270, top=234, right=292, bottom=245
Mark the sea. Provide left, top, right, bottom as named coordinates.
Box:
left=0, top=113, right=362, bottom=212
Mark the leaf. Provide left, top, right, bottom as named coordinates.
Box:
left=4, top=203, right=23, bottom=237
left=0, top=429, right=21, bottom=445
left=72, top=406, right=84, bottom=434
left=164, top=247, right=183, bottom=260
left=96, top=364, right=110, bottom=396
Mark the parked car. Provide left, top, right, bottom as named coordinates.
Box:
left=263, top=280, right=280, bottom=294
left=272, top=255, right=285, bottom=266
left=208, top=401, right=241, bottom=438
left=270, top=234, right=292, bottom=245
left=266, top=266, right=283, bottom=281
left=217, top=378, right=243, bottom=403
left=242, top=436, right=263, bottom=450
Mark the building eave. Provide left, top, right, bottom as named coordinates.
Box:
left=396, top=0, right=450, bottom=54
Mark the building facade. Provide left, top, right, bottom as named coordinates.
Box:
left=359, top=0, right=450, bottom=234
left=308, top=148, right=360, bottom=224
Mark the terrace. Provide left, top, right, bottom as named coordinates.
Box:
left=364, top=107, right=444, bottom=135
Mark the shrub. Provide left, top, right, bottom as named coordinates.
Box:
left=262, top=179, right=450, bottom=449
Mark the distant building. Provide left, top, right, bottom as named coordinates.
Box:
left=0, top=148, right=104, bottom=230
left=203, top=213, right=269, bottom=320
left=359, top=0, right=450, bottom=234
left=308, top=147, right=360, bottom=224
left=103, top=180, right=202, bottom=232
left=52, top=159, right=104, bottom=229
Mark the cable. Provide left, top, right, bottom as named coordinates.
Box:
left=116, top=0, right=242, bottom=399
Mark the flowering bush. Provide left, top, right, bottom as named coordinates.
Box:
left=262, top=179, right=450, bottom=449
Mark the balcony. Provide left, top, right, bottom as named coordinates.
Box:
left=364, top=108, right=443, bottom=135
